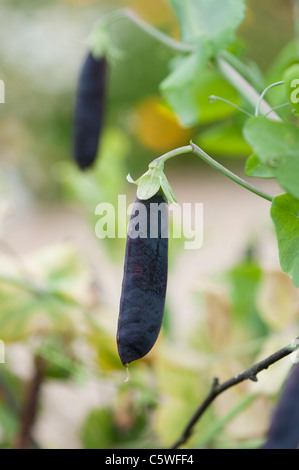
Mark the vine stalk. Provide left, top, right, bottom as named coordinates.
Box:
left=95, top=7, right=195, bottom=53
left=154, top=144, right=274, bottom=202
left=215, top=56, right=281, bottom=121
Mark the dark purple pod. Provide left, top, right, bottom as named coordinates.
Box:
left=117, top=193, right=169, bottom=366
left=261, top=362, right=299, bottom=449
left=73, top=52, right=107, bottom=170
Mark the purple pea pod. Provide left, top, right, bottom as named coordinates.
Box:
left=73, top=52, right=107, bottom=169
left=262, top=362, right=299, bottom=449
left=117, top=193, right=169, bottom=366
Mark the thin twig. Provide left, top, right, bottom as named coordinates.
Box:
left=255, top=81, right=285, bottom=117
left=95, top=8, right=195, bottom=53
left=171, top=337, right=299, bottom=449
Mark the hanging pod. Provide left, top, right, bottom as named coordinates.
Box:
left=262, top=362, right=299, bottom=449
left=117, top=193, right=169, bottom=366
left=73, top=52, right=107, bottom=169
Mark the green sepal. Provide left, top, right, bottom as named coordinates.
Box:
left=87, top=25, right=124, bottom=61
left=159, top=173, right=178, bottom=206
left=127, top=160, right=178, bottom=205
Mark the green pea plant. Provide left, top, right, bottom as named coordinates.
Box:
left=81, top=0, right=299, bottom=449
left=1, top=0, right=299, bottom=451
left=86, top=0, right=299, bottom=287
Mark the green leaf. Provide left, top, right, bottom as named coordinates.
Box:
left=271, top=193, right=299, bottom=287
left=228, top=259, right=267, bottom=336
left=243, top=117, right=299, bottom=164
left=161, top=52, right=239, bottom=126
left=160, top=50, right=209, bottom=126
left=243, top=117, right=299, bottom=197
left=245, top=154, right=275, bottom=178
left=0, top=244, right=89, bottom=342
left=277, top=152, right=299, bottom=200
left=169, top=0, right=247, bottom=52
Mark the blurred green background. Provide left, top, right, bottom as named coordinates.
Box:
left=0, top=0, right=298, bottom=450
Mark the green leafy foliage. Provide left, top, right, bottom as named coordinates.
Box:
left=194, top=394, right=256, bottom=448
left=243, top=117, right=299, bottom=164
left=169, top=0, right=247, bottom=52
left=243, top=117, right=299, bottom=198
left=88, top=325, right=124, bottom=372
left=38, top=337, right=86, bottom=382
left=267, top=40, right=299, bottom=84
left=228, top=258, right=267, bottom=336
left=81, top=395, right=148, bottom=449
left=245, top=153, right=275, bottom=178
left=0, top=244, right=89, bottom=342
left=0, top=404, right=19, bottom=446
left=271, top=194, right=299, bottom=288
left=161, top=53, right=239, bottom=126
left=81, top=409, right=116, bottom=449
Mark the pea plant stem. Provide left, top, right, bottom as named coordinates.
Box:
left=97, top=8, right=195, bottom=53
left=154, top=145, right=193, bottom=164
left=171, top=337, right=299, bottom=449
left=209, top=95, right=253, bottom=118
left=99, top=8, right=283, bottom=122
left=215, top=56, right=281, bottom=122
left=154, top=144, right=274, bottom=202
left=255, top=81, right=285, bottom=117
left=190, top=143, right=274, bottom=202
